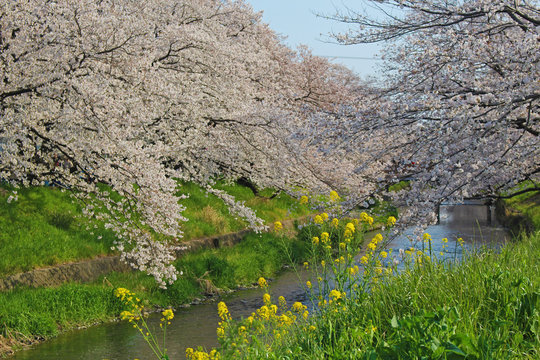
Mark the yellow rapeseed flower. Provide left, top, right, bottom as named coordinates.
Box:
left=312, top=236, right=319, bottom=245
left=258, top=277, right=268, bottom=288
left=306, top=280, right=312, bottom=289
left=321, top=212, right=329, bottom=221
left=299, top=195, right=308, bottom=204
left=217, top=302, right=230, bottom=321
left=274, top=221, right=283, bottom=231
left=373, top=233, right=383, bottom=243
left=387, top=216, right=397, bottom=227
left=257, top=305, right=270, bottom=320
left=263, top=293, right=271, bottom=304
left=161, top=309, right=174, bottom=321
left=346, top=222, right=355, bottom=233
left=292, top=302, right=306, bottom=313
left=360, top=255, right=368, bottom=264
left=314, top=215, right=323, bottom=224
left=120, top=310, right=134, bottom=321
left=329, top=190, right=340, bottom=202
left=321, top=232, right=330, bottom=243
left=331, top=218, right=339, bottom=227
left=329, top=289, right=342, bottom=301
left=278, top=296, right=287, bottom=309
left=381, top=251, right=388, bottom=258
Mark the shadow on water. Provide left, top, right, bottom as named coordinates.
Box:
left=11, top=204, right=509, bottom=360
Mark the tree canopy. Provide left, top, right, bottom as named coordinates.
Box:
left=1, top=0, right=538, bottom=284
left=321, top=0, right=539, bottom=224
left=0, top=0, right=362, bottom=285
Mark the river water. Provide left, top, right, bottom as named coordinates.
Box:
left=12, top=203, right=509, bottom=360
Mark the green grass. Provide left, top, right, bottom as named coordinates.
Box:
left=0, top=232, right=309, bottom=346
left=0, top=284, right=123, bottom=338
left=355, top=231, right=540, bottom=359
left=502, top=181, right=540, bottom=230
left=214, top=231, right=539, bottom=359
left=388, top=180, right=411, bottom=192
left=0, top=181, right=311, bottom=277
left=0, top=186, right=117, bottom=276
left=177, top=181, right=311, bottom=240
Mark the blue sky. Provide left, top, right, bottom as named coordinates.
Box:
left=247, top=0, right=384, bottom=78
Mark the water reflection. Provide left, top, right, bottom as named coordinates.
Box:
left=11, top=204, right=509, bottom=360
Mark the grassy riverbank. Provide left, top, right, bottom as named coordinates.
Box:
left=0, top=231, right=309, bottom=357
left=0, top=180, right=314, bottom=356
left=499, top=182, right=540, bottom=234
left=0, top=181, right=310, bottom=276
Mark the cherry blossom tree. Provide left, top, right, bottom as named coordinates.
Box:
left=319, top=0, right=539, bottom=225
left=0, top=0, right=364, bottom=285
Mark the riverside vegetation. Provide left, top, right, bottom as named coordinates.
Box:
left=0, top=182, right=393, bottom=356
left=0, top=180, right=319, bottom=356
left=1, top=183, right=538, bottom=358
left=121, top=191, right=538, bottom=359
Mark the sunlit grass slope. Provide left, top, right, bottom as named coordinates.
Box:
left=0, top=181, right=311, bottom=277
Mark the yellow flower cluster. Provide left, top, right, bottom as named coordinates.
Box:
left=162, top=309, right=174, bottom=321
left=387, top=216, right=397, bottom=226
left=299, top=195, right=308, bottom=204
left=115, top=288, right=143, bottom=322
left=218, top=302, right=231, bottom=321
left=329, top=289, right=345, bottom=302
left=258, top=277, right=268, bottom=288
left=209, top=290, right=311, bottom=357
left=320, top=232, right=330, bottom=243
left=329, top=190, right=340, bottom=202
left=314, top=212, right=330, bottom=225
left=359, top=212, right=374, bottom=226
left=115, top=287, right=171, bottom=359
left=348, top=265, right=360, bottom=276
left=185, top=348, right=220, bottom=360
left=273, top=221, right=283, bottom=231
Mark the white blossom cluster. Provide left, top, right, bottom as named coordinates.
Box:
left=3, top=0, right=536, bottom=284
left=0, top=0, right=363, bottom=284
left=312, top=0, right=539, bottom=226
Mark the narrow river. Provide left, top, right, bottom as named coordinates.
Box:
left=12, top=203, right=509, bottom=360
